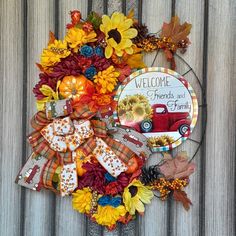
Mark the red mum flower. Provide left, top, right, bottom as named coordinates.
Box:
left=105, top=182, right=119, bottom=196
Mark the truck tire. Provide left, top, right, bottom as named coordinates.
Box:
left=178, top=124, right=190, bottom=135
left=140, top=120, right=153, bottom=132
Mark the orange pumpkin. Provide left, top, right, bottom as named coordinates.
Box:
left=59, top=75, right=94, bottom=101
left=125, top=156, right=139, bottom=174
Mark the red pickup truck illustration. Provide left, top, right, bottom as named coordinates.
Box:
left=130, top=104, right=191, bottom=135
left=123, top=134, right=143, bottom=147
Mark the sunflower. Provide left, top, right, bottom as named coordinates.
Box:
left=123, top=179, right=154, bottom=215
left=132, top=104, right=146, bottom=122
left=72, top=187, right=92, bottom=214
left=118, top=107, right=126, bottom=117
left=40, top=40, right=71, bottom=68
left=93, top=205, right=127, bottom=227
left=65, top=27, right=97, bottom=52
left=127, top=95, right=139, bottom=105
left=136, top=94, right=147, bottom=102
left=100, top=12, right=138, bottom=58
left=125, top=111, right=134, bottom=122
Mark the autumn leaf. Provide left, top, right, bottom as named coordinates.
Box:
left=127, top=8, right=135, bottom=20
left=48, top=31, right=56, bottom=45
left=173, top=190, right=192, bottom=211
left=161, top=15, right=192, bottom=44
left=159, top=151, right=196, bottom=179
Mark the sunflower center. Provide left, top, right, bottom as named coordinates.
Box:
left=129, top=186, right=138, bottom=197
left=108, top=28, right=121, bottom=44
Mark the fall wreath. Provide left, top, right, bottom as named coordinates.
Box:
left=16, top=10, right=197, bottom=230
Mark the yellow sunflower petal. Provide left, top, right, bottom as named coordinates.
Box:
left=115, top=49, right=123, bottom=57
left=115, top=39, right=132, bottom=50
left=119, top=18, right=133, bottom=32
left=108, top=38, right=118, bottom=48
left=135, top=200, right=145, bottom=213
left=137, top=187, right=154, bottom=204
left=123, top=28, right=138, bottom=39
left=111, top=12, right=124, bottom=28
left=125, top=47, right=134, bottom=55
left=105, top=44, right=113, bottom=58
left=101, top=15, right=112, bottom=32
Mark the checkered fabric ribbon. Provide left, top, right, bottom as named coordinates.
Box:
left=27, top=109, right=137, bottom=193
left=42, top=156, right=59, bottom=193
left=103, top=136, right=135, bottom=164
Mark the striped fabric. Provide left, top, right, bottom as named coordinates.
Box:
left=91, top=119, right=107, bottom=137
left=78, top=137, right=97, bottom=156
left=31, top=111, right=51, bottom=131
left=71, top=103, right=96, bottom=120
left=57, top=151, right=73, bottom=165
left=28, top=130, right=56, bottom=160
left=42, top=157, right=59, bottom=194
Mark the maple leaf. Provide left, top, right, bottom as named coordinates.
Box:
left=173, top=190, right=192, bottom=211
left=159, top=152, right=196, bottom=179
left=160, top=16, right=192, bottom=70
left=161, top=15, right=192, bottom=44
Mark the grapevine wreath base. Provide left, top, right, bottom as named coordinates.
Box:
left=16, top=10, right=197, bottom=230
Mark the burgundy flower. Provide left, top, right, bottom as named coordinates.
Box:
left=76, top=55, right=92, bottom=73
left=49, top=54, right=83, bottom=80
left=78, top=162, right=106, bottom=194
left=92, top=55, right=111, bottom=71
left=33, top=73, right=58, bottom=99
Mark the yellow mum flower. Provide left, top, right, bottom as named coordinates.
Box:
left=100, top=12, right=138, bottom=58
left=65, top=27, right=97, bottom=52
left=36, top=81, right=60, bottom=111
left=72, top=187, right=92, bottom=214
left=40, top=40, right=71, bottom=68
left=123, top=179, right=154, bottom=215
left=93, top=66, right=119, bottom=94
left=93, top=205, right=127, bottom=227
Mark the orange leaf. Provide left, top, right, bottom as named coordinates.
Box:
left=48, top=31, right=56, bottom=45
left=173, top=190, right=192, bottom=211
left=127, top=8, right=135, bottom=19
left=161, top=15, right=192, bottom=44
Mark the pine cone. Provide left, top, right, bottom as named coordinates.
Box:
left=140, top=165, right=162, bottom=185
left=132, top=22, right=149, bottom=44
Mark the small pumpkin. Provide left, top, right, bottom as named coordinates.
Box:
left=125, top=156, right=139, bottom=174
left=59, top=75, right=94, bottom=101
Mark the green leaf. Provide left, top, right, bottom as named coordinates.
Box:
left=87, top=11, right=102, bottom=30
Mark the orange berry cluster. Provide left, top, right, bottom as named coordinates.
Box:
left=151, top=178, right=189, bottom=200
left=136, top=36, right=179, bottom=53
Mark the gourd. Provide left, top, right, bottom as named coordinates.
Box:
left=125, top=156, right=139, bottom=174
left=59, top=75, right=94, bottom=101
